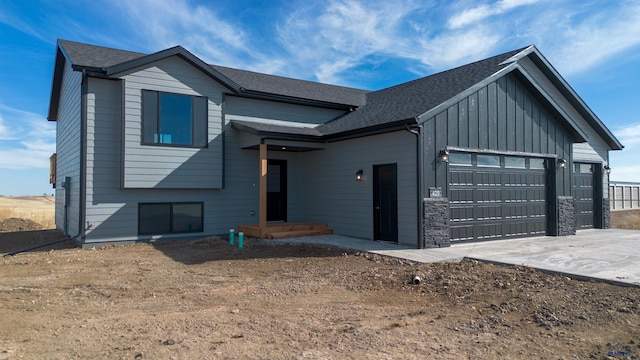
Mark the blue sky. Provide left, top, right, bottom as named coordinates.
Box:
left=1, top=0, right=639, bottom=195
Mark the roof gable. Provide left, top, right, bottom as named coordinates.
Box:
left=317, top=47, right=527, bottom=135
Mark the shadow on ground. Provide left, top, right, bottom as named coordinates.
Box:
left=150, top=236, right=352, bottom=265
left=0, top=229, right=76, bottom=256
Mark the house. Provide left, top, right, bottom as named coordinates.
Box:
left=47, top=39, right=622, bottom=248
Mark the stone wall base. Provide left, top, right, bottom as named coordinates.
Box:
left=423, top=198, right=450, bottom=248
left=558, top=196, right=576, bottom=236
left=603, top=199, right=611, bottom=229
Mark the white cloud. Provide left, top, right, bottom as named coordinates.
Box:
left=0, top=114, right=16, bottom=141
left=108, top=0, right=255, bottom=69
left=613, top=122, right=640, bottom=149
left=529, top=2, right=640, bottom=76
left=0, top=104, right=55, bottom=170
left=609, top=122, right=640, bottom=182
left=448, top=0, right=540, bottom=29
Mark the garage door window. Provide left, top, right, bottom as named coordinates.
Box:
left=505, top=156, right=526, bottom=169
left=477, top=155, right=500, bottom=167
left=449, top=153, right=472, bottom=166
left=530, top=158, right=546, bottom=169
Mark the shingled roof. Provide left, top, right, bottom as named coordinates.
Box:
left=49, top=40, right=622, bottom=150
left=55, top=39, right=367, bottom=107
left=317, top=47, right=528, bottom=135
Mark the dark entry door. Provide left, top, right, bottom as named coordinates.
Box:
left=574, top=163, right=595, bottom=229
left=373, top=163, right=398, bottom=242
left=267, top=159, right=287, bottom=222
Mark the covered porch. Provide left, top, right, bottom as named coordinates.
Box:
left=233, top=123, right=333, bottom=239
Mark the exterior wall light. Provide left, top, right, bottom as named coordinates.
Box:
left=438, top=149, right=450, bottom=163
left=604, top=165, right=611, bottom=174
left=356, top=169, right=364, bottom=181
left=557, top=158, right=567, bottom=168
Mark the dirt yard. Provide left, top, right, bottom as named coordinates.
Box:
left=0, top=232, right=638, bottom=359
left=612, top=209, right=640, bottom=230
left=0, top=200, right=638, bottom=358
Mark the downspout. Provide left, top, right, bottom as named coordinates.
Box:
left=405, top=123, right=424, bottom=249
left=77, top=69, right=87, bottom=244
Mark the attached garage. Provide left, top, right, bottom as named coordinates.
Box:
left=448, top=152, right=548, bottom=242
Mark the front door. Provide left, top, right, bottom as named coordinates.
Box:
left=267, top=159, right=287, bottom=222
left=373, top=163, right=398, bottom=242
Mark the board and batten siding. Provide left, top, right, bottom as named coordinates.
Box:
left=117, top=56, right=225, bottom=189
left=54, top=60, right=82, bottom=237
left=518, top=57, right=611, bottom=197
left=301, top=131, right=418, bottom=246
left=421, top=72, right=574, bottom=197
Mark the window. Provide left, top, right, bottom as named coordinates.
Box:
left=530, top=158, right=546, bottom=169
left=575, top=163, right=593, bottom=173
left=449, top=153, right=472, bottom=166
left=476, top=155, right=500, bottom=167
left=139, top=202, right=203, bottom=235
left=504, top=156, right=526, bottom=169
left=142, top=90, right=208, bottom=147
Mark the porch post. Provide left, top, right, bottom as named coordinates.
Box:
left=259, top=143, right=267, bottom=236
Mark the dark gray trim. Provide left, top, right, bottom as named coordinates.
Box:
left=221, top=93, right=226, bottom=189
left=405, top=123, right=425, bottom=249
left=446, top=146, right=557, bottom=159
left=79, top=69, right=88, bottom=244
left=594, top=163, right=604, bottom=228
left=105, top=46, right=241, bottom=93
left=47, top=48, right=67, bottom=121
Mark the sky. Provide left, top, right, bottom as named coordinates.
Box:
left=0, top=0, right=639, bottom=196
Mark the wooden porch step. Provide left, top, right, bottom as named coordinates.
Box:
left=267, top=228, right=334, bottom=239
left=237, top=223, right=333, bottom=239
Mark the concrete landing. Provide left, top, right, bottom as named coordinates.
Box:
left=267, top=229, right=640, bottom=287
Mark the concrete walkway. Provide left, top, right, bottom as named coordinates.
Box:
left=269, top=229, right=640, bottom=287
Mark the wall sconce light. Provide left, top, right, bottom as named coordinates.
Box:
left=604, top=165, right=611, bottom=174
left=557, top=158, right=567, bottom=168
left=356, top=169, right=364, bottom=181
left=438, top=149, right=449, bottom=163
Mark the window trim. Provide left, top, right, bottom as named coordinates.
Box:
left=141, top=90, right=208, bottom=148
left=138, top=202, right=204, bottom=235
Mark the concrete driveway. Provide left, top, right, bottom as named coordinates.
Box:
left=272, top=229, right=640, bottom=287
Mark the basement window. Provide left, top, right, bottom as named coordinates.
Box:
left=138, top=202, right=203, bottom=235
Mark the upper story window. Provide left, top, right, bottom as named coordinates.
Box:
left=142, top=90, right=208, bottom=147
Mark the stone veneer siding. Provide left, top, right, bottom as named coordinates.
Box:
left=558, top=196, right=576, bottom=236
left=423, top=198, right=450, bottom=248
left=603, top=199, right=610, bottom=229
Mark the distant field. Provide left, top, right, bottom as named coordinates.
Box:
left=0, top=196, right=56, bottom=230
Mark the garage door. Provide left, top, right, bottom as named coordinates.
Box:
left=449, top=153, right=548, bottom=242
left=573, top=163, right=595, bottom=229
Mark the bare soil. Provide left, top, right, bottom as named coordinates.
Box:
left=612, top=209, right=640, bottom=230
left=0, top=230, right=638, bottom=359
